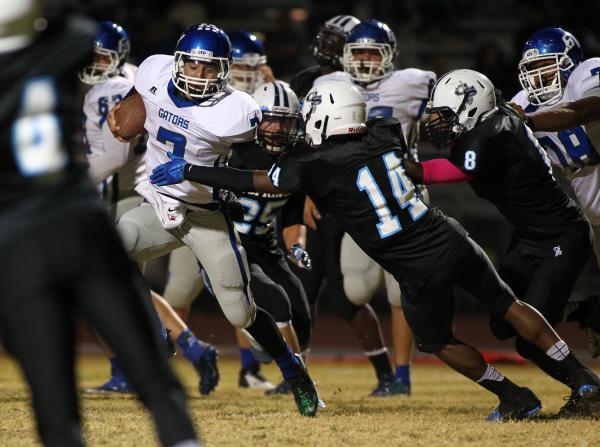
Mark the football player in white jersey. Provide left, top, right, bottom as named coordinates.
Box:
left=80, top=21, right=220, bottom=396
left=228, top=30, right=275, bottom=94
left=314, top=19, right=436, bottom=394
left=108, top=24, right=319, bottom=416
left=511, top=27, right=600, bottom=357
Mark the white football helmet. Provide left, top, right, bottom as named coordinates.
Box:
left=425, top=69, right=497, bottom=149
left=0, top=0, right=41, bottom=53
left=252, top=81, right=301, bottom=154
left=301, top=81, right=367, bottom=146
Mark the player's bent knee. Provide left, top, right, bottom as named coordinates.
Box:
left=415, top=340, right=447, bottom=354
left=344, top=275, right=374, bottom=305
left=220, top=293, right=256, bottom=328
left=116, top=220, right=141, bottom=258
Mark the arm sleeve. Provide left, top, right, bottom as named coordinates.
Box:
left=267, top=152, right=303, bottom=192
left=183, top=165, right=256, bottom=193
left=421, top=158, right=472, bottom=184
left=281, top=193, right=305, bottom=228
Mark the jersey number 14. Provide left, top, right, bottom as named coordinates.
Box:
left=357, top=152, right=428, bottom=239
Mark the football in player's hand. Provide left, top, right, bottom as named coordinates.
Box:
left=114, top=93, right=146, bottom=139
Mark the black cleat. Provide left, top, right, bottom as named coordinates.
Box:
left=265, top=380, right=291, bottom=395
left=486, top=387, right=541, bottom=422
left=559, top=369, right=600, bottom=418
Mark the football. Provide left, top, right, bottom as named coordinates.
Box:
left=114, top=93, right=146, bottom=139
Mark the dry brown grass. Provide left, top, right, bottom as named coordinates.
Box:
left=0, top=355, right=598, bottom=447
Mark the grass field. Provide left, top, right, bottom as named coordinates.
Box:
left=0, top=355, right=598, bottom=447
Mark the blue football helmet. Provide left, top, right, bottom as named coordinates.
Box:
left=228, top=30, right=267, bottom=94
left=79, top=21, right=130, bottom=85
left=343, top=19, right=396, bottom=83
left=172, top=24, right=232, bottom=99
left=518, top=27, right=583, bottom=105
left=312, top=15, right=361, bottom=70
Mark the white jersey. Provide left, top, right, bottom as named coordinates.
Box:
left=83, top=62, right=146, bottom=195
left=314, top=69, right=436, bottom=156
left=512, top=57, right=600, bottom=224
left=136, top=55, right=261, bottom=204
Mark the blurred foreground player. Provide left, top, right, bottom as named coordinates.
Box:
left=0, top=2, right=200, bottom=446
left=152, top=80, right=600, bottom=421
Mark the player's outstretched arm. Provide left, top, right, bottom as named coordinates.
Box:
left=522, top=96, right=600, bottom=132
left=150, top=154, right=285, bottom=194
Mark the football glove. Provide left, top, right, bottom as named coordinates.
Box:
left=286, top=244, right=312, bottom=270
left=150, top=152, right=186, bottom=186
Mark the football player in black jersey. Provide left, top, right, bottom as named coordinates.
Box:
left=414, top=69, right=595, bottom=417
left=0, top=3, right=200, bottom=446
left=290, top=15, right=405, bottom=397
left=230, top=81, right=313, bottom=395
left=151, top=80, right=600, bottom=421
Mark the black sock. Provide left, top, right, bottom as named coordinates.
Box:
left=476, top=364, right=521, bottom=400
left=515, top=337, right=572, bottom=386
left=365, top=349, right=393, bottom=380
left=541, top=339, right=586, bottom=388
left=245, top=306, right=288, bottom=359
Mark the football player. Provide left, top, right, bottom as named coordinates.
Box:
left=79, top=21, right=219, bottom=396
left=107, top=24, right=319, bottom=416
left=291, top=15, right=405, bottom=398
left=0, top=1, right=200, bottom=445
left=161, top=81, right=313, bottom=395
left=510, top=28, right=600, bottom=356
left=402, top=68, right=595, bottom=417
left=314, top=19, right=437, bottom=394
left=228, top=30, right=274, bottom=94
left=150, top=80, right=600, bottom=421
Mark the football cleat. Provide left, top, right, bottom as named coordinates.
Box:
left=239, top=365, right=276, bottom=391
left=265, top=380, right=291, bottom=396
left=558, top=369, right=600, bottom=418
left=370, top=373, right=411, bottom=397
left=288, top=368, right=319, bottom=417
left=83, top=376, right=133, bottom=394
left=193, top=344, right=220, bottom=396
left=486, top=387, right=541, bottom=422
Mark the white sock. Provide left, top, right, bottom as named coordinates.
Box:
left=476, top=364, right=505, bottom=383
left=546, top=340, right=570, bottom=361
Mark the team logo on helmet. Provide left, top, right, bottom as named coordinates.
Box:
left=454, top=81, right=476, bottom=105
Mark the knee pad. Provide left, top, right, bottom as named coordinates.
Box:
left=384, top=272, right=401, bottom=307
left=220, top=292, right=256, bottom=328
left=116, top=219, right=141, bottom=258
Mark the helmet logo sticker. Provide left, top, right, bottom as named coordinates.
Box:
left=454, top=81, right=476, bottom=105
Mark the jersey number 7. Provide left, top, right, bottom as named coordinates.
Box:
left=157, top=126, right=187, bottom=158
left=357, top=151, right=428, bottom=239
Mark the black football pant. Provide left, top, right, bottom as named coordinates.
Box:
left=490, top=228, right=592, bottom=384
left=0, top=209, right=196, bottom=447
left=247, top=246, right=311, bottom=350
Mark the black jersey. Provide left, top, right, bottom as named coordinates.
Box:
left=0, top=18, right=100, bottom=244
left=0, top=17, right=95, bottom=206
left=268, top=118, right=468, bottom=285
left=448, top=111, right=588, bottom=241
left=289, top=66, right=323, bottom=99
left=229, top=141, right=304, bottom=249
